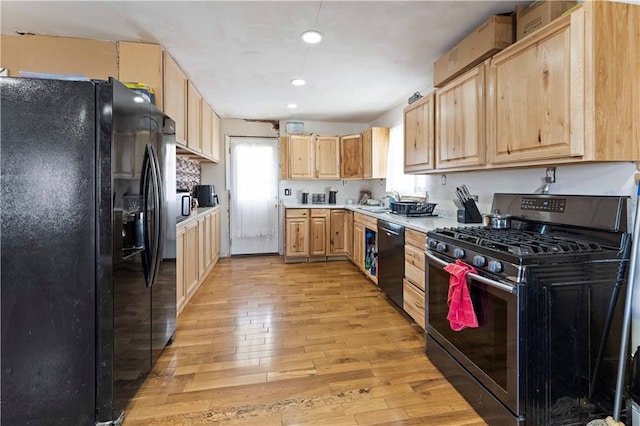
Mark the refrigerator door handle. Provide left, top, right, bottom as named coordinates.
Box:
left=140, top=145, right=153, bottom=286
left=141, top=144, right=161, bottom=288
left=148, top=145, right=164, bottom=287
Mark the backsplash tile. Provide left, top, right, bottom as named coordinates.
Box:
left=176, top=156, right=200, bottom=192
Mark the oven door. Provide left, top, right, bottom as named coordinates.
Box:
left=425, top=250, right=521, bottom=416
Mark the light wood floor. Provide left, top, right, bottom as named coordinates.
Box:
left=123, top=256, right=486, bottom=425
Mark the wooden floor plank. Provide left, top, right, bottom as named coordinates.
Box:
left=122, top=256, right=485, bottom=425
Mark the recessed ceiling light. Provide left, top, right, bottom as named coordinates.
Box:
left=287, top=104, right=298, bottom=109
left=301, top=30, right=322, bottom=44
left=291, top=78, right=306, bottom=86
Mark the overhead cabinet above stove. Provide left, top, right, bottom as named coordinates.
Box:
left=406, top=2, right=640, bottom=175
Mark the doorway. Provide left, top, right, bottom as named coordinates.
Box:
left=228, top=137, right=279, bottom=255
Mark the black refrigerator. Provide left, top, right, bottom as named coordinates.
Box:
left=0, top=77, right=177, bottom=425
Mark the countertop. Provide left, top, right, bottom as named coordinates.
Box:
left=176, top=205, right=221, bottom=228
left=282, top=201, right=464, bottom=234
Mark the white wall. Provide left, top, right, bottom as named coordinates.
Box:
left=279, top=120, right=368, bottom=136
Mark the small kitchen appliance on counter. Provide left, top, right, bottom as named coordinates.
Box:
left=424, top=193, right=631, bottom=425
left=329, top=187, right=338, bottom=204
left=193, top=184, right=217, bottom=207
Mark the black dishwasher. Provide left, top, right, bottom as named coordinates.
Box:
left=377, top=219, right=405, bottom=308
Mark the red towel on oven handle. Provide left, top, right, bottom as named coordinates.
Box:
left=444, top=259, right=479, bottom=331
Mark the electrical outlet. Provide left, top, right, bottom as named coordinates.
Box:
left=284, top=188, right=291, bottom=196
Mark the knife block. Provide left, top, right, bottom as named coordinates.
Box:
left=457, top=200, right=483, bottom=224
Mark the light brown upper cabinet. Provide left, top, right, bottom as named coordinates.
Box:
left=488, top=14, right=573, bottom=165
left=1, top=34, right=117, bottom=80
left=187, top=81, right=202, bottom=153
left=211, top=112, right=221, bottom=163
left=315, top=136, right=340, bottom=179
left=487, top=2, right=640, bottom=167
left=340, top=134, right=363, bottom=179
left=163, top=53, right=188, bottom=146
left=404, top=93, right=435, bottom=173
left=119, top=41, right=164, bottom=109
left=288, top=134, right=315, bottom=179
left=435, top=63, right=486, bottom=170
left=201, top=101, right=214, bottom=159
left=363, top=127, right=389, bottom=179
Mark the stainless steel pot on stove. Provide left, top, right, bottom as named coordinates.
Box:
left=483, top=210, right=511, bottom=229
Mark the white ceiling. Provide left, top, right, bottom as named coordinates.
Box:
left=1, top=1, right=525, bottom=123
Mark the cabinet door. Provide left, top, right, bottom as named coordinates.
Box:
left=176, top=228, right=186, bottom=314
left=346, top=210, right=353, bottom=259
left=340, top=134, right=363, bottom=178
left=118, top=42, right=164, bottom=109
left=315, top=136, right=340, bottom=179
left=404, top=93, right=435, bottom=173
left=353, top=222, right=364, bottom=271
left=288, top=135, right=314, bottom=179
left=488, top=18, right=576, bottom=164
left=362, top=130, right=373, bottom=178
left=185, top=222, right=199, bottom=296
left=163, top=53, right=187, bottom=145
left=329, top=210, right=347, bottom=255
left=364, top=127, right=389, bottom=179
left=309, top=217, right=327, bottom=256
left=197, top=217, right=207, bottom=280
left=205, top=212, right=214, bottom=269
left=436, top=65, right=485, bottom=170
left=213, top=210, right=221, bottom=261
left=285, top=218, right=309, bottom=257
left=187, top=81, right=202, bottom=153
left=211, top=112, right=221, bottom=163
left=201, top=102, right=214, bottom=160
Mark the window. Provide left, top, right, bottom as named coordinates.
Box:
left=385, top=124, right=427, bottom=197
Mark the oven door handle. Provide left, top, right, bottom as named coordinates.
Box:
left=425, top=251, right=517, bottom=295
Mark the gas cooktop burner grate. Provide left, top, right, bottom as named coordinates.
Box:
left=434, top=227, right=604, bottom=256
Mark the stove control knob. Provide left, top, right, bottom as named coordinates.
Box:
left=472, top=255, right=487, bottom=267
left=488, top=260, right=503, bottom=273
left=427, top=239, right=438, bottom=250
left=453, top=248, right=465, bottom=259
left=436, top=242, right=447, bottom=253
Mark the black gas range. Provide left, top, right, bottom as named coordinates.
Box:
left=424, top=193, right=630, bottom=425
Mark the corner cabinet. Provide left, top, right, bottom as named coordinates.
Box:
left=404, top=92, right=435, bottom=173
left=340, top=134, right=363, bottom=178
left=435, top=64, right=486, bottom=170
left=487, top=2, right=640, bottom=167
left=363, top=127, right=389, bottom=179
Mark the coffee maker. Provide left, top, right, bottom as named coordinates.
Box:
left=193, top=185, right=217, bottom=207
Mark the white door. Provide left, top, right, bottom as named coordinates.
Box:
left=228, top=137, right=279, bottom=255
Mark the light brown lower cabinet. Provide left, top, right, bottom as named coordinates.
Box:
left=284, top=208, right=351, bottom=262
left=403, top=279, right=426, bottom=329
left=177, top=208, right=221, bottom=316
left=176, top=227, right=186, bottom=312
left=403, top=228, right=427, bottom=328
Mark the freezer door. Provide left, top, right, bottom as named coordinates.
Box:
left=0, top=77, right=97, bottom=424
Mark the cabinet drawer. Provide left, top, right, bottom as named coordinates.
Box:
left=354, top=212, right=377, bottom=230
left=405, top=262, right=425, bottom=291
left=403, top=279, right=425, bottom=329
left=404, top=244, right=425, bottom=271
left=286, top=208, right=309, bottom=218
left=310, top=208, right=330, bottom=218
left=405, top=228, right=427, bottom=249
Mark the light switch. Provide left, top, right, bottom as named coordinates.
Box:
left=284, top=188, right=291, bottom=196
